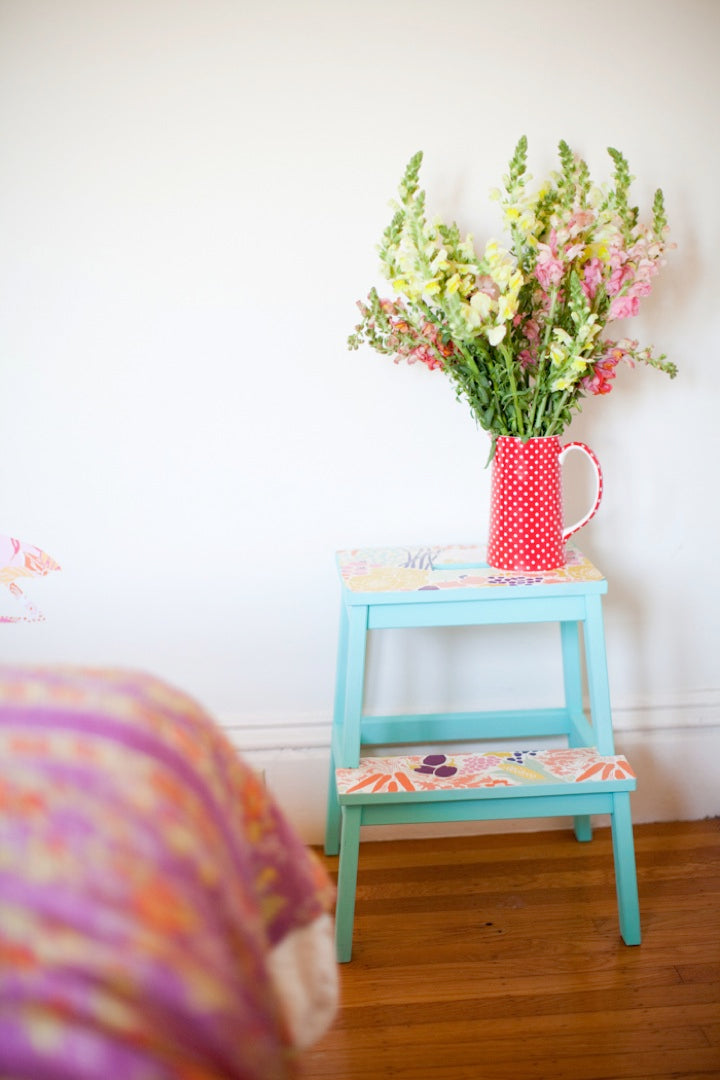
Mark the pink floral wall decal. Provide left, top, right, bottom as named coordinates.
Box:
left=0, top=534, right=60, bottom=622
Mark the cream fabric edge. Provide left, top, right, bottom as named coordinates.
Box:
left=266, top=912, right=339, bottom=1050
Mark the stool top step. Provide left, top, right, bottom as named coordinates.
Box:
left=336, top=747, right=635, bottom=796
left=336, top=543, right=605, bottom=599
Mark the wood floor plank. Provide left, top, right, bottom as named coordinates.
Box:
left=297, top=1047, right=720, bottom=1080
left=704, top=1023, right=720, bottom=1045
left=331, top=961, right=684, bottom=1009
left=299, top=819, right=720, bottom=1080
left=677, top=962, right=720, bottom=984
left=331, top=984, right=719, bottom=1030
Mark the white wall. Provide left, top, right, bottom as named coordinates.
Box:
left=1, top=0, right=718, bottom=841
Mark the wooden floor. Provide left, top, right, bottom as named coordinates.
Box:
left=298, top=819, right=720, bottom=1080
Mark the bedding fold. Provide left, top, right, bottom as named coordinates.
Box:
left=0, top=666, right=337, bottom=1080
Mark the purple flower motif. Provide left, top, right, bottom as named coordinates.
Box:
left=487, top=574, right=544, bottom=587
left=413, top=753, right=457, bottom=779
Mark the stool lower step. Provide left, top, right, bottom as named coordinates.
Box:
left=331, top=746, right=640, bottom=961
left=336, top=746, right=636, bottom=801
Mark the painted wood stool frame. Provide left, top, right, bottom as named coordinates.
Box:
left=324, top=544, right=641, bottom=962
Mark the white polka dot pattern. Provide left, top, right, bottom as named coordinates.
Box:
left=487, top=436, right=603, bottom=572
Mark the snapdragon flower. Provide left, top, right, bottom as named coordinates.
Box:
left=350, top=138, right=676, bottom=441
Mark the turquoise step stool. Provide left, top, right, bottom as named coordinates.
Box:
left=324, top=542, right=641, bottom=962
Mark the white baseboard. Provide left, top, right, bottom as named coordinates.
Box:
left=222, top=690, right=720, bottom=846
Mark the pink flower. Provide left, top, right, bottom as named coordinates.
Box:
left=475, top=274, right=499, bottom=300
left=606, top=263, right=634, bottom=296
left=608, top=294, right=640, bottom=320
left=582, top=344, right=630, bottom=396
left=566, top=209, right=595, bottom=236
left=564, top=242, right=585, bottom=261
left=419, top=321, right=455, bottom=360
left=523, top=317, right=540, bottom=342
left=535, top=243, right=564, bottom=289
left=581, top=257, right=604, bottom=301
left=513, top=315, right=540, bottom=342
left=408, top=345, right=444, bottom=370
left=582, top=365, right=615, bottom=395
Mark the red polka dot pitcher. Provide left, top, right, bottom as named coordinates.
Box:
left=487, top=436, right=603, bottom=571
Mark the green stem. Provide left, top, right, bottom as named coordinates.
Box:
left=450, top=338, right=509, bottom=436
left=532, top=393, right=550, bottom=434
left=485, top=361, right=510, bottom=435
left=527, top=287, right=558, bottom=431
left=456, top=340, right=482, bottom=379
left=544, top=389, right=573, bottom=436
left=500, top=341, right=525, bottom=437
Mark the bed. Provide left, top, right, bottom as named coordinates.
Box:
left=0, top=665, right=338, bottom=1079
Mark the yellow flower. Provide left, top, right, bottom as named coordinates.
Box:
left=549, top=342, right=567, bottom=366
left=484, top=240, right=516, bottom=289
left=486, top=323, right=506, bottom=346
left=469, top=291, right=493, bottom=320
left=586, top=242, right=610, bottom=263
left=484, top=239, right=508, bottom=265
left=517, top=211, right=537, bottom=234
left=496, top=291, right=518, bottom=322
left=587, top=184, right=604, bottom=208
left=458, top=236, right=478, bottom=260
left=460, top=302, right=482, bottom=330
left=507, top=269, right=524, bottom=298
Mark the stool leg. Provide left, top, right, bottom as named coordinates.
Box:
left=560, top=620, right=585, bottom=735
left=610, top=792, right=641, bottom=945
left=561, top=621, right=593, bottom=843
left=340, top=605, right=370, bottom=768
left=325, top=602, right=351, bottom=856
left=583, top=596, right=615, bottom=756
left=324, top=748, right=341, bottom=856
left=573, top=814, right=593, bottom=843
left=335, top=805, right=362, bottom=963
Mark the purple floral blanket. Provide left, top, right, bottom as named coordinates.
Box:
left=0, top=666, right=336, bottom=1079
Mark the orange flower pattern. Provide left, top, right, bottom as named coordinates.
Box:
left=337, top=747, right=635, bottom=795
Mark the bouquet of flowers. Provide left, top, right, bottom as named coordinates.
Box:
left=349, top=138, right=676, bottom=447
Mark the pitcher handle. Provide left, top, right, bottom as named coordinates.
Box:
left=559, top=442, right=604, bottom=542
